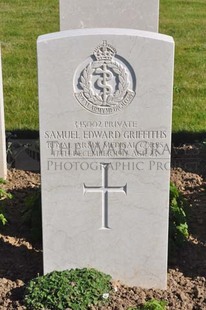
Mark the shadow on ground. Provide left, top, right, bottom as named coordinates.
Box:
left=0, top=171, right=42, bottom=286
left=169, top=143, right=206, bottom=279
left=172, top=131, right=206, bottom=146
left=0, top=237, right=42, bottom=282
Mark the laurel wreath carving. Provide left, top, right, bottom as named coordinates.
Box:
left=79, top=61, right=129, bottom=107
left=79, top=64, right=100, bottom=105
left=109, top=62, right=129, bottom=103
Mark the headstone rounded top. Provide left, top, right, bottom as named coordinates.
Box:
left=38, top=28, right=174, bottom=44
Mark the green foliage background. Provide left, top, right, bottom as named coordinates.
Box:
left=160, top=0, right=206, bottom=132
left=0, top=0, right=59, bottom=130
left=0, top=0, right=205, bottom=131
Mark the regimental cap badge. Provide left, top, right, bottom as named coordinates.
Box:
left=73, top=40, right=136, bottom=115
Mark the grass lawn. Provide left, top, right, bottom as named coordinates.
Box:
left=0, top=0, right=206, bottom=133
left=0, top=0, right=59, bottom=130
left=160, top=0, right=206, bottom=133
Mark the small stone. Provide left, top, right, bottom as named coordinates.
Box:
left=16, top=279, right=24, bottom=286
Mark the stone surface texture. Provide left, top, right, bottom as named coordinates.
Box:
left=0, top=48, right=7, bottom=179
left=60, top=0, right=159, bottom=32
left=38, top=28, right=174, bottom=289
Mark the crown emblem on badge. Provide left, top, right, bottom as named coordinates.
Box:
left=93, top=40, right=117, bottom=61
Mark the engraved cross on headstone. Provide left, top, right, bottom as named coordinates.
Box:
left=83, top=163, right=127, bottom=230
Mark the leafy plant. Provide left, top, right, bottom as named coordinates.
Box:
left=142, top=299, right=167, bottom=310
left=128, top=299, right=167, bottom=310
left=0, top=178, right=6, bottom=185
left=169, top=182, right=189, bottom=254
left=0, top=180, right=13, bottom=226
left=21, top=188, right=42, bottom=241
left=0, top=213, right=7, bottom=226
left=24, top=268, right=112, bottom=310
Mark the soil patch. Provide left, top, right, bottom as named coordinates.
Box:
left=0, top=144, right=206, bottom=309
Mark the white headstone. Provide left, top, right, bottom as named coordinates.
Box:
left=38, top=28, right=174, bottom=289
left=60, top=0, right=159, bottom=32
left=0, top=48, right=7, bottom=179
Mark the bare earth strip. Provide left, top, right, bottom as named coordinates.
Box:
left=0, top=146, right=206, bottom=309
